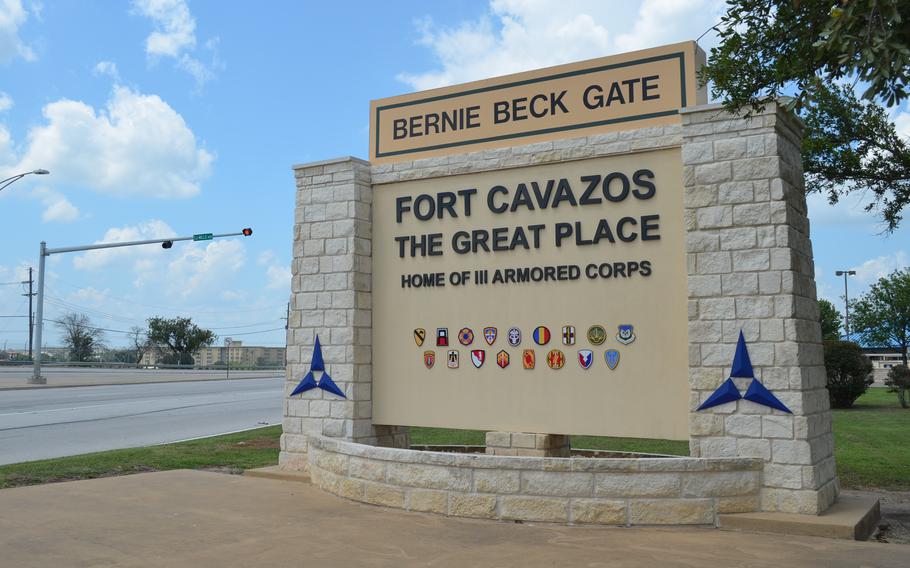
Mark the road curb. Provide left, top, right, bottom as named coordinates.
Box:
left=0, top=375, right=283, bottom=392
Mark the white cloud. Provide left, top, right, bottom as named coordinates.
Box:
left=0, top=124, right=14, bottom=166
left=166, top=239, right=246, bottom=298
left=893, top=101, right=910, bottom=141
left=850, top=251, right=909, bottom=286
left=132, top=0, right=219, bottom=89
left=92, top=60, right=120, bottom=81
left=30, top=186, right=79, bottom=222
left=0, top=0, right=36, bottom=64
left=73, top=219, right=177, bottom=270
left=0, top=91, right=12, bottom=112
left=69, top=286, right=110, bottom=306
left=257, top=250, right=276, bottom=266
left=398, top=0, right=723, bottom=91
left=16, top=86, right=214, bottom=198
left=265, top=264, right=290, bottom=290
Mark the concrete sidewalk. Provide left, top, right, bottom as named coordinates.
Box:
left=0, top=367, right=281, bottom=390
left=0, top=470, right=904, bottom=567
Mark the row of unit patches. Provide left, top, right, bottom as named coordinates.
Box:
left=423, top=348, right=623, bottom=371
left=414, top=324, right=637, bottom=348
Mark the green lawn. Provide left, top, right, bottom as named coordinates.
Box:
left=0, top=426, right=281, bottom=490
left=1, top=389, right=906, bottom=491
left=833, top=388, right=910, bottom=491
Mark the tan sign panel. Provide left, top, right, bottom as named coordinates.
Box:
left=372, top=150, right=689, bottom=440
left=370, top=42, right=705, bottom=164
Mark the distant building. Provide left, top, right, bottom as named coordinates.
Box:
left=862, top=347, right=908, bottom=370
left=140, top=342, right=285, bottom=367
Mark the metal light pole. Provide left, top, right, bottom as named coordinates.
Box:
left=225, top=337, right=232, bottom=381
left=31, top=228, right=253, bottom=384
left=0, top=169, right=50, bottom=193
left=835, top=270, right=857, bottom=341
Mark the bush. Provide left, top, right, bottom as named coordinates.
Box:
left=885, top=364, right=910, bottom=409
left=824, top=340, right=873, bottom=409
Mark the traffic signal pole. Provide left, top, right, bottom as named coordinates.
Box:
left=30, top=229, right=252, bottom=384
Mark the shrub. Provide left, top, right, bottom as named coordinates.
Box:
left=885, top=364, right=910, bottom=409
left=824, top=340, right=873, bottom=409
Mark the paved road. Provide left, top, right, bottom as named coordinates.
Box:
left=0, top=378, right=284, bottom=465
left=0, top=366, right=282, bottom=389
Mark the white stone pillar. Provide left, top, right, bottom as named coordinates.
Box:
left=682, top=103, right=837, bottom=514
left=280, top=157, right=408, bottom=473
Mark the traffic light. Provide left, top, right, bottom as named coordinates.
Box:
left=242, top=228, right=253, bottom=236
left=162, top=240, right=173, bottom=249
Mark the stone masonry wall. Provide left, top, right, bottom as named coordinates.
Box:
left=681, top=102, right=837, bottom=514
left=280, top=157, right=408, bottom=473
left=308, top=435, right=762, bottom=525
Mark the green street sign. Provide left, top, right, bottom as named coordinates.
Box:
left=193, top=233, right=213, bottom=241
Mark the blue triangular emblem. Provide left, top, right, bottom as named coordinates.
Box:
left=696, top=378, right=742, bottom=411
left=317, top=372, right=346, bottom=398
left=743, top=379, right=791, bottom=413
left=730, top=331, right=754, bottom=378
left=290, top=371, right=318, bottom=396
left=311, top=335, right=325, bottom=371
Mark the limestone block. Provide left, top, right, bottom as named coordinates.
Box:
left=521, top=471, right=594, bottom=497
left=629, top=499, right=714, bottom=525
left=474, top=469, right=520, bottom=494
left=571, top=499, right=627, bottom=525
left=681, top=471, right=759, bottom=497
left=449, top=494, right=497, bottom=519
left=348, top=456, right=386, bottom=482
left=736, top=438, right=771, bottom=460
left=725, top=415, right=761, bottom=438
left=407, top=489, right=448, bottom=514
left=500, top=496, right=569, bottom=522
left=771, top=440, right=813, bottom=465
left=386, top=463, right=472, bottom=491
left=595, top=473, right=680, bottom=498
left=762, top=415, right=793, bottom=438
left=362, top=482, right=406, bottom=508
left=716, top=495, right=760, bottom=513
left=511, top=433, right=536, bottom=448
left=485, top=431, right=511, bottom=447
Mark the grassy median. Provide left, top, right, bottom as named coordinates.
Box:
left=1, top=389, right=907, bottom=491
left=0, top=426, right=281, bottom=490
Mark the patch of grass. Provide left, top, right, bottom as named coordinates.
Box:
left=0, top=426, right=281, bottom=490
left=410, top=427, right=689, bottom=456
left=833, top=388, right=910, bottom=491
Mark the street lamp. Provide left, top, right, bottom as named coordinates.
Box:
left=835, top=270, right=857, bottom=341
left=0, top=169, right=50, bottom=193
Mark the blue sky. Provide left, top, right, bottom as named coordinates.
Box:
left=1, top=0, right=907, bottom=351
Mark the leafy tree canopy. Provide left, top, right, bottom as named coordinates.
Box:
left=702, top=0, right=910, bottom=230
left=56, top=312, right=104, bottom=363
left=146, top=317, right=215, bottom=366
left=818, top=298, right=843, bottom=340
left=850, top=268, right=910, bottom=365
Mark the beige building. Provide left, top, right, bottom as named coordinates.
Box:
left=195, top=341, right=286, bottom=367
left=139, top=342, right=285, bottom=367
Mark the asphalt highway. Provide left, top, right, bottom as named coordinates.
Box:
left=0, top=378, right=284, bottom=465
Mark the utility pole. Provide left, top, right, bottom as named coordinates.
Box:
left=31, top=228, right=254, bottom=384
left=225, top=337, right=232, bottom=381
left=21, top=267, right=35, bottom=360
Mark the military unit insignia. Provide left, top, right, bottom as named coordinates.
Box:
left=605, top=349, right=620, bottom=370
left=562, top=326, right=575, bottom=345
left=523, top=349, right=535, bottom=369
left=533, top=326, right=551, bottom=345
left=586, top=325, right=606, bottom=345
left=616, top=324, right=636, bottom=345
left=419, top=323, right=636, bottom=371
left=547, top=349, right=565, bottom=369
left=578, top=349, right=593, bottom=369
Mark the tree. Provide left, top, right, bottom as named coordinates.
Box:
left=885, top=364, right=910, bottom=409
left=146, top=317, right=215, bottom=367
left=823, top=340, right=872, bottom=408
left=851, top=268, right=910, bottom=364
left=130, top=326, right=151, bottom=367
left=702, top=0, right=910, bottom=230
left=56, top=313, right=104, bottom=362
left=818, top=298, right=843, bottom=340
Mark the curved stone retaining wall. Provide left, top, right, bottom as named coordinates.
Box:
left=307, top=435, right=763, bottom=525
